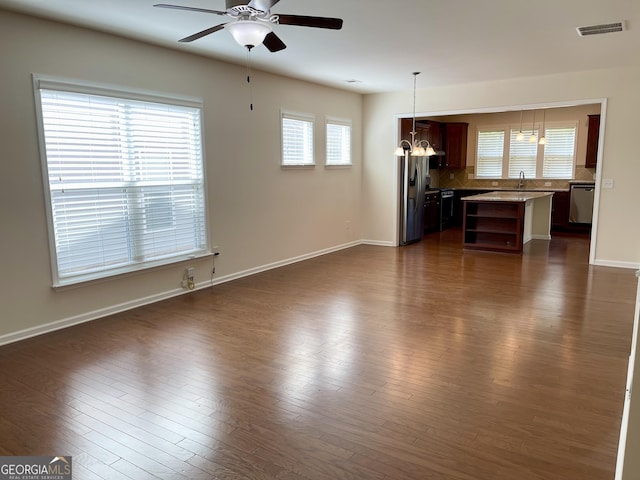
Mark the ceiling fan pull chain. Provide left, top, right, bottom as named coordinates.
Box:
left=246, top=47, right=254, bottom=111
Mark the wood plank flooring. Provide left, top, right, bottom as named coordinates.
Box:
left=0, top=229, right=637, bottom=479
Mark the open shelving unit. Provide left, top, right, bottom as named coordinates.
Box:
left=463, top=201, right=525, bottom=252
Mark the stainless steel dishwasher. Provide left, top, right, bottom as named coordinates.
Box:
left=569, top=184, right=595, bottom=224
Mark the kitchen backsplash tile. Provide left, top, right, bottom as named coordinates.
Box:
left=437, top=166, right=595, bottom=190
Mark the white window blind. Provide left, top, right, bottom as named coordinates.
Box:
left=476, top=129, right=505, bottom=178
left=326, top=118, right=352, bottom=166
left=542, top=126, right=576, bottom=179
left=281, top=111, right=314, bottom=166
left=35, top=79, right=207, bottom=286
left=508, top=128, right=538, bottom=178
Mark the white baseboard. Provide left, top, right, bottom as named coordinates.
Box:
left=0, top=240, right=365, bottom=346
left=361, top=239, right=395, bottom=247
left=532, top=234, right=552, bottom=240
left=593, top=259, right=640, bottom=270
left=0, top=285, right=202, bottom=347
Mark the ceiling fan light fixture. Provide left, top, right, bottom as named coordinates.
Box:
left=226, top=20, right=272, bottom=48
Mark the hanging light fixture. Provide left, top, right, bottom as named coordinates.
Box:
left=538, top=110, right=547, bottom=145
left=393, top=72, right=436, bottom=157
left=516, top=111, right=525, bottom=141
left=225, top=19, right=272, bottom=49
left=529, top=110, right=537, bottom=143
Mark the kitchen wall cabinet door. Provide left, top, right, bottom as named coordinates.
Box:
left=416, top=120, right=443, bottom=151
left=443, top=122, right=469, bottom=169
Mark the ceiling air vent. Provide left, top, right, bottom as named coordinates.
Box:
left=576, top=21, right=626, bottom=36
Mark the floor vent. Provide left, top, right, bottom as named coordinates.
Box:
left=577, top=21, right=625, bottom=36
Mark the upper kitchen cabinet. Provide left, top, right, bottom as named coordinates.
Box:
left=443, top=122, right=469, bottom=169
left=416, top=120, right=443, bottom=152
left=585, top=114, right=600, bottom=168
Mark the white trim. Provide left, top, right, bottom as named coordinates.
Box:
left=210, top=240, right=361, bottom=286
left=615, top=271, right=640, bottom=480
left=589, top=98, right=607, bottom=266
left=531, top=234, right=552, bottom=240
left=0, top=284, right=201, bottom=347
left=0, top=240, right=363, bottom=347
left=592, top=259, right=640, bottom=270
left=362, top=239, right=395, bottom=247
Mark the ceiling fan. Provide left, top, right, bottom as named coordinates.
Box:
left=154, top=0, right=344, bottom=52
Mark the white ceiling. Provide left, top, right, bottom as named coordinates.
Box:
left=1, top=0, right=638, bottom=94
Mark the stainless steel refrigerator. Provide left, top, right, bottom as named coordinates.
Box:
left=399, top=154, right=428, bottom=245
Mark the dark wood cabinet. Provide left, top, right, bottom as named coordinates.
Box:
left=585, top=114, right=600, bottom=168
left=551, top=191, right=570, bottom=231
left=463, top=201, right=525, bottom=253
left=400, top=119, right=468, bottom=169
left=443, top=122, right=469, bottom=169
left=415, top=120, right=443, bottom=152
left=424, top=191, right=440, bottom=233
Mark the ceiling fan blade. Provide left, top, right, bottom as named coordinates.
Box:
left=179, top=24, right=226, bottom=42
left=276, top=14, right=343, bottom=30
left=248, top=0, right=280, bottom=11
left=263, top=31, right=287, bottom=52
left=154, top=4, right=227, bottom=16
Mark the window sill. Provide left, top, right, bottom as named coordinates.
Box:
left=52, top=250, right=213, bottom=290
left=280, top=164, right=316, bottom=170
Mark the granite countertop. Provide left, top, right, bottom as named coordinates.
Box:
left=452, top=186, right=570, bottom=192
left=461, top=191, right=554, bottom=202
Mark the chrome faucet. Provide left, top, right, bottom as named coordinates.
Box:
left=517, top=171, right=525, bottom=190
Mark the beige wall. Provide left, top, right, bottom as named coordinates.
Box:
left=0, top=10, right=363, bottom=341
left=363, top=68, right=640, bottom=268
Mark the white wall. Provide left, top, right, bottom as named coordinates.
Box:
left=363, top=68, right=640, bottom=267
left=0, top=10, right=363, bottom=341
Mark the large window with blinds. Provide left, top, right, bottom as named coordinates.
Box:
left=476, top=129, right=505, bottom=178
left=34, top=76, right=208, bottom=286
left=542, top=126, right=576, bottom=179
left=508, top=128, right=538, bottom=178
left=475, top=123, right=576, bottom=179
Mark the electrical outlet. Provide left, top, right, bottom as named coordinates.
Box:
left=602, top=178, right=614, bottom=189
left=544, top=182, right=552, bottom=187
left=449, top=173, right=454, bottom=180
left=183, top=267, right=195, bottom=290
left=491, top=181, right=498, bottom=186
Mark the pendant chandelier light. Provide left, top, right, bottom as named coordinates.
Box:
left=538, top=110, right=547, bottom=145
left=393, top=72, right=436, bottom=157
left=516, top=111, right=525, bottom=141
left=529, top=110, right=537, bottom=143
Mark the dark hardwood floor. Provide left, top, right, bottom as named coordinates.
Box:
left=0, top=228, right=637, bottom=479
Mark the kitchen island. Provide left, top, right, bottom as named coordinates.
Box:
left=461, top=191, right=554, bottom=253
